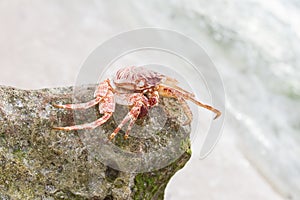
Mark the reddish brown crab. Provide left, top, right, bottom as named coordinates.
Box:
left=54, top=66, right=221, bottom=140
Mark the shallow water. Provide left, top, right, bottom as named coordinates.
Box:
left=0, top=0, right=299, bottom=199
left=171, top=0, right=300, bottom=198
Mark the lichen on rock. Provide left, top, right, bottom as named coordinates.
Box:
left=0, top=85, right=191, bottom=200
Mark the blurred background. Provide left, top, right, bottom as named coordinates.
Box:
left=0, top=0, right=299, bottom=199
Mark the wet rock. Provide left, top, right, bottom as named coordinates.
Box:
left=0, top=85, right=191, bottom=200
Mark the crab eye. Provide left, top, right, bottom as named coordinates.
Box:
left=136, top=80, right=145, bottom=87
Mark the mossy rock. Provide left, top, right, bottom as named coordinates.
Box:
left=0, top=85, right=191, bottom=200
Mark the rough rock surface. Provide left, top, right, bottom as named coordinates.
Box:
left=0, top=85, right=191, bottom=200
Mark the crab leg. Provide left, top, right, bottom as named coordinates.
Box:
left=163, top=77, right=195, bottom=97
left=177, top=97, right=193, bottom=125
left=53, top=79, right=113, bottom=110
left=108, top=107, right=140, bottom=140
left=53, top=79, right=115, bottom=131
left=109, top=94, right=147, bottom=140
left=53, top=112, right=113, bottom=131
left=124, top=117, right=138, bottom=139
left=158, top=85, right=221, bottom=120
left=53, top=97, right=102, bottom=110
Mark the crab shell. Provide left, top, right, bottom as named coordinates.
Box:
left=113, top=66, right=166, bottom=91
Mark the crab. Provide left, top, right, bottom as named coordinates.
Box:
left=54, top=66, right=221, bottom=140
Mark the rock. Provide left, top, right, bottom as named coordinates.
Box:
left=0, top=85, right=191, bottom=200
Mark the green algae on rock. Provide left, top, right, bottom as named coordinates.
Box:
left=0, top=85, right=191, bottom=200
